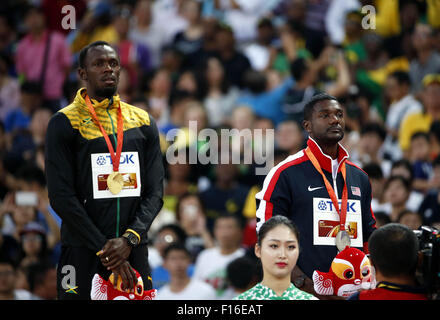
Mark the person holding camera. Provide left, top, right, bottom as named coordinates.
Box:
left=348, top=223, right=428, bottom=300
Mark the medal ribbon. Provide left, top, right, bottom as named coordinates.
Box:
left=85, top=95, right=124, bottom=172
left=305, top=147, right=348, bottom=231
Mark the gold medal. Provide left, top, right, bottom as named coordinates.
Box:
left=107, top=171, right=124, bottom=195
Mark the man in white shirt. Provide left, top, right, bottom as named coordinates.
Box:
left=192, top=214, right=245, bottom=298
left=383, top=71, right=422, bottom=161
left=157, top=243, right=216, bottom=300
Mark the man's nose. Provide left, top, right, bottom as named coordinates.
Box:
left=329, top=113, right=340, bottom=124
left=102, top=62, right=113, bottom=72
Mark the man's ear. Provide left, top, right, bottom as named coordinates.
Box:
left=78, top=68, right=87, bottom=81
left=302, top=119, right=311, bottom=134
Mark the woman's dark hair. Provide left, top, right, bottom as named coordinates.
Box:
left=257, top=216, right=299, bottom=246
left=384, top=175, right=411, bottom=193
left=391, top=159, right=414, bottom=182
left=198, top=57, right=231, bottom=97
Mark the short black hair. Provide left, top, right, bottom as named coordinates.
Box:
left=15, top=163, right=46, bottom=187
left=303, top=92, right=338, bottom=121
left=78, top=41, right=114, bottom=68
left=410, top=131, right=429, bottom=143
left=226, top=256, right=258, bottom=290
left=360, top=122, right=387, bottom=141
left=388, top=70, right=411, bottom=87
left=163, top=242, right=191, bottom=259
left=290, top=58, right=309, bottom=82
left=368, top=223, right=419, bottom=277
left=429, top=120, right=440, bottom=142
left=215, top=212, right=245, bottom=230
left=391, top=159, right=414, bottom=182
left=384, top=175, right=411, bottom=193
left=433, top=154, right=440, bottom=167
left=362, top=163, right=383, bottom=180
left=156, top=223, right=187, bottom=243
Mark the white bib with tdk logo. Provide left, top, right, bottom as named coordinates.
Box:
left=91, top=152, right=141, bottom=199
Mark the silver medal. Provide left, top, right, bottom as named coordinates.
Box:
left=335, top=230, right=351, bottom=251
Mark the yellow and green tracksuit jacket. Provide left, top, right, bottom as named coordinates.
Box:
left=45, top=88, right=164, bottom=252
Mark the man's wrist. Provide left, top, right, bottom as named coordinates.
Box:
left=122, top=230, right=140, bottom=247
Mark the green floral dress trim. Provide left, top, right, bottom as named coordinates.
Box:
left=234, top=283, right=318, bottom=300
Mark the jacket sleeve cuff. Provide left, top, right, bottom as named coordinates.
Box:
left=125, top=228, right=141, bottom=243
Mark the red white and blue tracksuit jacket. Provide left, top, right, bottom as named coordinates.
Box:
left=256, top=138, right=377, bottom=279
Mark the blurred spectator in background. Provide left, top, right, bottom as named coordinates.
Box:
left=325, top=0, right=360, bottom=47
left=237, top=69, right=292, bottom=125
left=281, top=57, right=317, bottom=124
left=15, top=5, right=71, bottom=113
left=351, top=122, right=389, bottom=173
left=383, top=71, right=422, bottom=161
left=390, top=159, right=424, bottom=212
left=274, top=120, right=305, bottom=155
left=172, top=0, right=204, bottom=57
left=6, top=108, right=52, bottom=167
left=175, top=192, right=214, bottom=261
left=157, top=243, right=216, bottom=300
left=70, top=1, right=118, bottom=54
left=243, top=17, right=276, bottom=72
left=397, top=209, right=422, bottom=231
left=383, top=175, right=411, bottom=222
left=113, top=7, right=151, bottom=88
left=409, top=24, right=440, bottom=94
left=213, top=0, right=267, bottom=43
left=399, top=74, right=440, bottom=157
left=129, top=0, right=169, bottom=68
left=199, top=156, right=249, bottom=231
left=223, top=255, right=259, bottom=299
left=0, top=11, right=17, bottom=69
left=149, top=223, right=190, bottom=290
left=0, top=54, right=20, bottom=122
left=363, top=163, right=388, bottom=214
left=3, top=82, right=42, bottom=151
left=13, top=164, right=60, bottom=251
left=16, top=222, right=52, bottom=269
left=429, top=120, right=440, bottom=160
left=214, top=24, right=251, bottom=89
left=26, top=261, right=57, bottom=300
left=162, top=148, right=198, bottom=223
left=418, top=155, right=440, bottom=227
left=193, top=213, right=245, bottom=298
left=0, top=256, right=39, bottom=300
left=142, top=68, right=173, bottom=131
left=200, top=57, right=240, bottom=128
left=373, top=211, right=391, bottom=228
left=409, top=131, right=433, bottom=193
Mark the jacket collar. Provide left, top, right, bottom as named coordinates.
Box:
left=74, top=88, right=121, bottom=110
left=307, top=137, right=349, bottom=174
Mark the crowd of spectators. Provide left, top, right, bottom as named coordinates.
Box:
left=1, top=0, right=440, bottom=300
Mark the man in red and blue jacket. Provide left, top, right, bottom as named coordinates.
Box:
left=256, top=93, right=376, bottom=296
